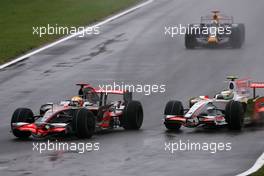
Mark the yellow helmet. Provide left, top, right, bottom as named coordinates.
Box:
left=71, top=96, right=84, bottom=106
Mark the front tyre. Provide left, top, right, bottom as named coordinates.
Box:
left=225, top=101, right=244, bottom=130
left=164, top=100, right=184, bottom=130
left=11, top=108, right=34, bottom=139
left=73, top=108, right=95, bottom=138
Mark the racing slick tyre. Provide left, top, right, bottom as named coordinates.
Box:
left=164, top=100, right=184, bottom=130
left=123, top=101, right=143, bottom=130
left=230, top=25, right=243, bottom=48
left=238, top=23, right=245, bottom=43
left=185, top=33, right=197, bottom=49
left=73, top=108, right=96, bottom=138
left=11, top=108, right=34, bottom=139
left=185, top=25, right=197, bottom=49
left=225, top=101, right=244, bottom=130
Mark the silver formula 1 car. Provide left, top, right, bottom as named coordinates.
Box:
left=164, top=77, right=264, bottom=131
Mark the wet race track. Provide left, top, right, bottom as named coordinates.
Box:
left=0, top=0, right=264, bottom=175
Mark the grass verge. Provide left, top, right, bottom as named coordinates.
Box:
left=251, top=166, right=264, bottom=176
left=0, top=0, right=141, bottom=64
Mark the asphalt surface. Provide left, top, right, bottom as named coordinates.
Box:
left=1, top=0, right=264, bottom=175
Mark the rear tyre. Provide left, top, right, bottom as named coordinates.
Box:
left=123, top=101, right=143, bottom=130
left=230, top=25, right=243, bottom=48
left=238, top=23, right=245, bottom=43
left=164, top=101, right=184, bottom=130
left=185, top=25, right=197, bottom=49
left=185, top=33, right=197, bottom=49
left=73, top=108, right=95, bottom=138
left=225, top=101, right=244, bottom=130
left=11, top=108, right=34, bottom=139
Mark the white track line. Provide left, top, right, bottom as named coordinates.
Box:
left=236, top=152, right=264, bottom=176
left=0, top=0, right=153, bottom=70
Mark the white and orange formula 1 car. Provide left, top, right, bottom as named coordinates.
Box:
left=163, top=76, right=264, bottom=131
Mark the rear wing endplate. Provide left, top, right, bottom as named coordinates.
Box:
left=250, top=82, right=264, bottom=98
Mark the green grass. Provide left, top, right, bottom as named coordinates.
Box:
left=0, top=0, right=141, bottom=64
left=251, top=166, right=264, bottom=176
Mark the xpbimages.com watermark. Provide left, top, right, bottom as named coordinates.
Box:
left=164, top=140, right=232, bottom=154
left=32, top=24, right=100, bottom=37
left=164, top=24, right=232, bottom=38
left=98, top=82, right=166, bottom=96
left=32, top=140, right=100, bottom=154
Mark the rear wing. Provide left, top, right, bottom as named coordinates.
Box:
left=201, top=14, right=233, bottom=24
left=250, top=82, right=264, bottom=98
left=94, top=89, right=132, bottom=103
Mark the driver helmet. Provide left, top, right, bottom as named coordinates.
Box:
left=71, top=96, right=84, bottom=107
left=213, top=14, right=219, bottom=23
left=221, top=90, right=234, bottom=100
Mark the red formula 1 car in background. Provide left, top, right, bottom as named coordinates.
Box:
left=11, top=83, right=143, bottom=139
left=163, top=77, right=264, bottom=131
